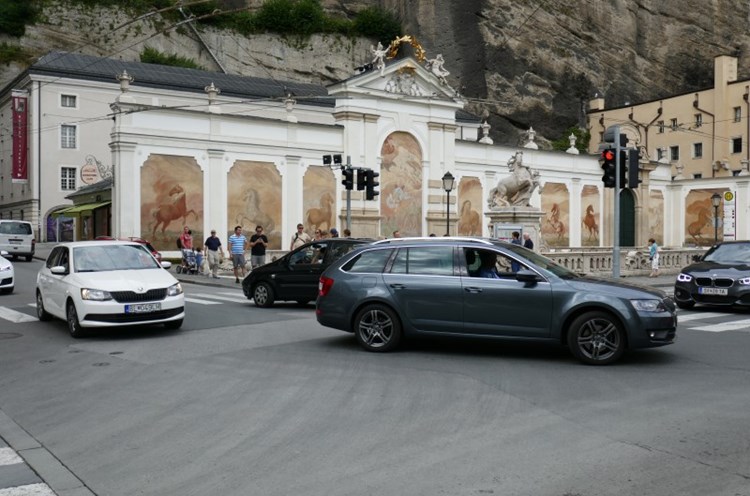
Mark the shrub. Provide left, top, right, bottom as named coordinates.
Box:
left=0, top=43, right=28, bottom=65
left=0, top=1, right=38, bottom=37
left=140, top=46, right=203, bottom=69
left=352, top=7, right=400, bottom=45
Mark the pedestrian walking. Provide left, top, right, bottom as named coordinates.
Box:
left=523, top=232, right=534, bottom=250
left=228, top=225, right=248, bottom=283
left=203, top=229, right=224, bottom=279
left=648, top=238, right=660, bottom=277
left=250, top=225, right=268, bottom=269
left=343, top=228, right=351, bottom=238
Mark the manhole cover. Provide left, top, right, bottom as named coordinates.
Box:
left=39, top=359, right=56, bottom=364
left=0, top=333, right=22, bottom=340
left=92, top=362, right=110, bottom=367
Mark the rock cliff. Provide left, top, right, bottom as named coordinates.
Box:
left=3, top=0, right=749, bottom=146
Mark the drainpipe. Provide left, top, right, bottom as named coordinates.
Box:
left=693, top=93, right=716, bottom=177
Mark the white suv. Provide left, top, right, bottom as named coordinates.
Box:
left=0, top=220, right=35, bottom=261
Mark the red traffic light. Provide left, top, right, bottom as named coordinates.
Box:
left=601, top=149, right=615, bottom=162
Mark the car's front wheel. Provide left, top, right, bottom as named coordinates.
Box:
left=36, top=291, right=51, bottom=321
left=567, top=311, right=625, bottom=365
left=354, top=304, right=402, bottom=352
left=66, top=300, right=86, bottom=338
left=253, top=282, right=275, bottom=308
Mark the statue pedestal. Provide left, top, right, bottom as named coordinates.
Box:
left=486, top=207, right=543, bottom=246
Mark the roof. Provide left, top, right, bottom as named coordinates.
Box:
left=30, top=51, right=333, bottom=107
left=65, top=177, right=113, bottom=199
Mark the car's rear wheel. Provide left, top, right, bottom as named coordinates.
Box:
left=354, top=304, right=402, bottom=352
left=25, top=255, right=32, bottom=262
left=36, top=291, right=51, bottom=321
left=253, top=282, right=274, bottom=308
left=567, top=311, right=625, bottom=365
left=164, top=318, right=183, bottom=330
left=676, top=300, right=695, bottom=310
left=66, top=300, right=87, bottom=338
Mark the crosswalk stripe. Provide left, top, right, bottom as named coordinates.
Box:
left=0, top=307, right=37, bottom=323
left=688, top=318, right=750, bottom=332
left=184, top=297, right=221, bottom=305
left=0, top=447, right=23, bottom=466
left=190, top=293, right=248, bottom=303
left=0, top=483, right=56, bottom=495
left=677, top=312, right=727, bottom=322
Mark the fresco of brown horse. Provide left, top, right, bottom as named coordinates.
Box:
left=150, top=184, right=198, bottom=240
left=582, top=204, right=598, bottom=241
left=306, top=193, right=335, bottom=232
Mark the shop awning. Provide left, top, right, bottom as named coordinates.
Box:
left=52, top=201, right=111, bottom=217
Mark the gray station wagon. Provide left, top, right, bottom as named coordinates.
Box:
left=316, top=237, right=677, bottom=365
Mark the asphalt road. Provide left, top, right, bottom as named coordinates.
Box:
left=1, top=260, right=749, bottom=496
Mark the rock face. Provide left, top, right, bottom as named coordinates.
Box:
left=3, top=0, right=749, bottom=146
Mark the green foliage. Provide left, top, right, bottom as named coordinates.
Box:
left=140, top=46, right=203, bottom=70
left=0, top=0, right=39, bottom=37
left=551, top=127, right=590, bottom=153
left=352, top=7, right=401, bottom=45
left=0, top=43, right=28, bottom=65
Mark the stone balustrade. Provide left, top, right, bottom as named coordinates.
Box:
left=543, top=247, right=705, bottom=276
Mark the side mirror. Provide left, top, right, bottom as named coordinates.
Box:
left=50, top=266, right=67, bottom=275
left=515, top=269, right=541, bottom=283
left=692, top=255, right=702, bottom=262
left=161, top=261, right=172, bottom=270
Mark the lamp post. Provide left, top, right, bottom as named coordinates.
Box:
left=442, top=172, right=455, bottom=236
left=711, top=192, right=721, bottom=242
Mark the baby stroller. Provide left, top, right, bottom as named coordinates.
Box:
left=176, top=248, right=198, bottom=274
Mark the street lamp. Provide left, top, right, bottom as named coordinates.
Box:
left=711, top=192, right=721, bottom=242
left=442, top=171, right=455, bottom=235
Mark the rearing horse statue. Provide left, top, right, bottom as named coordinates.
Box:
left=487, top=151, right=539, bottom=208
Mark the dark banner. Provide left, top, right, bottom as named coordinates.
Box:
left=11, top=91, right=28, bottom=183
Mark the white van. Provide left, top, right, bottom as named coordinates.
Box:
left=0, top=220, right=35, bottom=261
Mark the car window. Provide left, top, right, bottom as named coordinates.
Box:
left=329, top=241, right=362, bottom=261
left=73, top=244, right=160, bottom=272
left=465, top=248, right=528, bottom=278
left=46, top=247, right=62, bottom=268
left=390, top=246, right=454, bottom=276
left=342, top=248, right=393, bottom=273
left=0, top=222, right=32, bottom=235
left=289, top=243, right=327, bottom=265
left=703, top=243, right=750, bottom=263
left=502, top=243, right=579, bottom=279
left=57, top=248, right=70, bottom=272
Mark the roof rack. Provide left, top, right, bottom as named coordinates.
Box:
left=372, top=236, right=494, bottom=245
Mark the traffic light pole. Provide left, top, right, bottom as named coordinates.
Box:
left=613, top=126, right=621, bottom=278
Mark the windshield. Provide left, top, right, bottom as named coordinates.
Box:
left=702, top=243, right=750, bottom=264
left=502, top=242, right=580, bottom=279
left=74, top=244, right=160, bottom=272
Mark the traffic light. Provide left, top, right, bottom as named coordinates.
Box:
left=628, top=148, right=641, bottom=189
left=600, top=148, right=616, bottom=188
left=356, top=169, right=366, bottom=190
left=365, top=169, right=380, bottom=200
left=619, top=150, right=628, bottom=186
left=341, top=168, right=354, bottom=190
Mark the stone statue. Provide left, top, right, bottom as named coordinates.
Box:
left=371, top=42, right=388, bottom=76
left=425, top=54, right=450, bottom=84
left=487, top=151, right=540, bottom=208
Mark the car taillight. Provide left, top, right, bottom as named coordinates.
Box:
left=319, top=276, right=334, bottom=297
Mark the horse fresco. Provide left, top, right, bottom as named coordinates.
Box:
left=582, top=204, right=599, bottom=241
left=150, top=184, right=198, bottom=241
left=306, top=192, right=335, bottom=232
left=236, top=188, right=276, bottom=233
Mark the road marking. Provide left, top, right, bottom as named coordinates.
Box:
left=184, top=297, right=221, bottom=305
left=0, top=307, right=37, bottom=323
left=0, top=483, right=56, bottom=495
left=0, top=447, right=23, bottom=466
left=677, top=312, right=727, bottom=322
left=688, top=318, right=750, bottom=332
left=191, top=293, right=248, bottom=303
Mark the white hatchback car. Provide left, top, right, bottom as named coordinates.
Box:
left=0, top=250, right=14, bottom=293
left=36, top=240, right=184, bottom=337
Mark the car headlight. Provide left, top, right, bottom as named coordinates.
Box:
left=738, top=277, right=750, bottom=285
left=631, top=299, right=667, bottom=312
left=81, top=288, right=113, bottom=301
left=0, top=265, right=11, bottom=272
left=676, top=273, right=693, bottom=283
left=167, top=283, right=183, bottom=296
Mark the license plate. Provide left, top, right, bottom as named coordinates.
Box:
left=8, top=239, right=21, bottom=244
left=125, top=303, right=161, bottom=313
left=698, top=287, right=728, bottom=296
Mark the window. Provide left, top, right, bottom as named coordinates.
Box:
left=732, top=137, right=742, bottom=154
left=390, top=247, right=454, bottom=276
left=734, top=107, right=742, bottom=123
left=670, top=146, right=679, bottom=161
left=695, top=114, right=702, bottom=127
left=693, top=173, right=702, bottom=179
left=61, top=125, right=77, bottom=149
left=693, top=143, right=703, bottom=158
left=61, top=167, right=76, bottom=190
left=342, top=248, right=393, bottom=273
left=657, top=121, right=664, bottom=133
left=670, top=118, right=678, bottom=130
left=656, top=148, right=665, bottom=161
left=61, top=94, right=77, bottom=108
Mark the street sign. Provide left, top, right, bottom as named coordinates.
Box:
left=723, top=191, right=736, bottom=241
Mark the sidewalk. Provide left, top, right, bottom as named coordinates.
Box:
left=32, top=243, right=674, bottom=290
